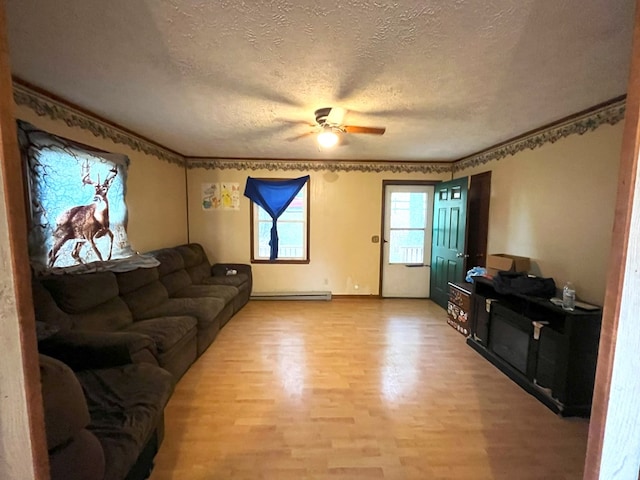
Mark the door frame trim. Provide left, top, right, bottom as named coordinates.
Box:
left=0, top=4, right=49, bottom=478
left=584, top=0, right=640, bottom=476
left=379, top=180, right=440, bottom=296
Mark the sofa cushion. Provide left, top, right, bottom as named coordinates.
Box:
left=116, top=267, right=161, bottom=295
left=68, top=296, right=133, bottom=332
left=120, top=282, right=170, bottom=319
left=41, top=271, right=119, bottom=313
left=160, top=270, right=193, bottom=297
left=202, top=273, right=250, bottom=289
left=49, top=429, right=105, bottom=480
left=187, top=263, right=210, bottom=285
left=175, top=244, right=205, bottom=269
left=176, top=244, right=211, bottom=284
left=32, top=279, right=73, bottom=332
left=173, top=284, right=239, bottom=306
left=39, top=330, right=157, bottom=370
left=39, top=354, right=90, bottom=450
left=141, top=296, right=224, bottom=331
left=153, top=248, right=185, bottom=276
left=77, top=363, right=173, bottom=480
left=124, top=316, right=197, bottom=355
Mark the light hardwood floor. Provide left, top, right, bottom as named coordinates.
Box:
left=149, top=299, right=589, bottom=480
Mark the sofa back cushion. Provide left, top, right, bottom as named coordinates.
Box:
left=41, top=272, right=119, bottom=313
left=40, top=272, right=132, bottom=332
left=71, top=297, right=133, bottom=332
left=176, top=244, right=211, bottom=284
left=116, top=266, right=160, bottom=294
left=152, top=248, right=193, bottom=296
left=161, top=270, right=193, bottom=297
left=116, top=267, right=170, bottom=318
left=32, top=278, right=73, bottom=332
left=153, top=248, right=184, bottom=276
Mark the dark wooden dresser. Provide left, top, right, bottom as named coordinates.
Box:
left=467, top=277, right=602, bottom=416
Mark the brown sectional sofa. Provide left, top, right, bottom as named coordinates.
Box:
left=36, top=269, right=198, bottom=379
left=33, top=243, right=251, bottom=480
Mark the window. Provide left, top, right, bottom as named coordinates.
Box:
left=250, top=182, right=309, bottom=263
left=388, top=191, right=428, bottom=264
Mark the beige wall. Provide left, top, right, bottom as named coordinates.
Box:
left=16, top=102, right=622, bottom=303
left=187, top=166, right=449, bottom=295
left=456, top=122, right=624, bottom=305
left=15, top=105, right=188, bottom=252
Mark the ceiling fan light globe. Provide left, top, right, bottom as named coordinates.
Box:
left=317, top=130, right=339, bottom=148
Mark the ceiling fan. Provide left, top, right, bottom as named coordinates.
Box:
left=288, top=107, right=386, bottom=148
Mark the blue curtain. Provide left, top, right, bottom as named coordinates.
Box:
left=244, top=175, right=309, bottom=261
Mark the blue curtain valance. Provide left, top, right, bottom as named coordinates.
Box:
left=244, top=175, right=309, bottom=261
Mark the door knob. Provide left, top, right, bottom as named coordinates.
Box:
left=456, top=252, right=469, bottom=258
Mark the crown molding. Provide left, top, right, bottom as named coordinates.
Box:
left=12, top=81, right=185, bottom=167
left=453, top=96, right=627, bottom=172
left=186, top=157, right=453, bottom=174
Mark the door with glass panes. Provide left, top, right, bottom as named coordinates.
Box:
left=381, top=184, right=434, bottom=297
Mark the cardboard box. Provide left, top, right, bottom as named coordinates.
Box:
left=486, top=254, right=531, bottom=277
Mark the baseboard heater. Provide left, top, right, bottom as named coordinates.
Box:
left=250, top=291, right=332, bottom=301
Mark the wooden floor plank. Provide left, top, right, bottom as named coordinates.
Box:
left=149, top=299, right=588, bottom=480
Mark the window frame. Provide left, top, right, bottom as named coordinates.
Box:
left=249, top=178, right=310, bottom=264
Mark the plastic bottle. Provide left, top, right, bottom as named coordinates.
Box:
left=562, top=282, right=576, bottom=311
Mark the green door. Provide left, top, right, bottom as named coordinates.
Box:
left=430, top=177, right=468, bottom=309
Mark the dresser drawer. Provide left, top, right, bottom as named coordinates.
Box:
left=449, top=285, right=471, bottom=311
left=447, top=282, right=472, bottom=336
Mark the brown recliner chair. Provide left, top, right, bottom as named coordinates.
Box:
left=39, top=354, right=174, bottom=480
left=40, top=354, right=105, bottom=480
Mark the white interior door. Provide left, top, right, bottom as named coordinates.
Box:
left=381, top=184, right=434, bottom=298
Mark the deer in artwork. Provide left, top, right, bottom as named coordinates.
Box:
left=47, top=161, right=118, bottom=267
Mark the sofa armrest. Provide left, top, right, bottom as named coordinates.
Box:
left=211, top=263, right=252, bottom=278
left=39, top=330, right=158, bottom=371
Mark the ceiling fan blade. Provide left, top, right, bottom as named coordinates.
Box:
left=276, top=118, right=316, bottom=127
left=337, top=133, right=350, bottom=147
left=286, top=131, right=315, bottom=142
left=326, top=107, right=347, bottom=126
left=343, top=125, right=386, bottom=135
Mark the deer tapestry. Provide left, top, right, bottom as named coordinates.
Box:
left=18, top=121, right=136, bottom=271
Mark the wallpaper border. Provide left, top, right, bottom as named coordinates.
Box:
left=187, top=158, right=453, bottom=174
left=13, top=82, right=185, bottom=167
left=453, top=97, right=627, bottom=172
left=13, top=81, right=625, bottom=174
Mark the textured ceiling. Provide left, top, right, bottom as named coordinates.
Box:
left=4, top=0, right=636, bottom=161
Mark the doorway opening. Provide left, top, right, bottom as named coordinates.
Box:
left=380, top=181, right=436, bottom=298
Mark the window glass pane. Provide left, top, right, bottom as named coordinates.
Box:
left=279, top=208, right=304, bottom=222
left=275, top=222, right=304, bottom=258
left=389, top=229, right=425, bottom=264
left=390, top=192, right=426, bottom=229
left=257, top=206, right=271, bottom=221
left=279, top=190, right=305, bottom=221
left=257, top=221, right=272, bottom=258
